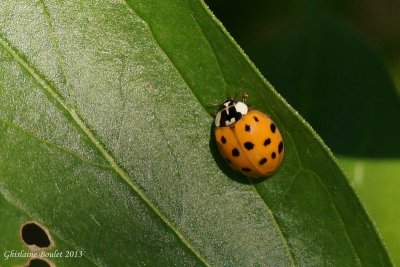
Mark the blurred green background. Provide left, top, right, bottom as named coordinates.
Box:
left=205, top=0, right=400, bottom=264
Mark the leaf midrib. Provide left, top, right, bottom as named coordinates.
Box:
left=0, top=34, right=210, bottom=267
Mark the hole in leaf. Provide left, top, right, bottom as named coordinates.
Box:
left=22, top=258, right=54, bottom=267
left=21, top=222, right=51, bottom=248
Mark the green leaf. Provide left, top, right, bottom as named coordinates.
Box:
left=0, top=0, right=392, bottom=266
left=339, top=157, right=400, bottom=267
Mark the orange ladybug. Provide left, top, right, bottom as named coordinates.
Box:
left=214, top=94, right=284, bottom=178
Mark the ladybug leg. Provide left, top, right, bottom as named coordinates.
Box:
left=207, top=102, right=220, bottom=108
left=206, top=102, right=221, bottom=114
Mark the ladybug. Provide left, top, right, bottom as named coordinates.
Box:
left=214, top=94, right=284, bottom=178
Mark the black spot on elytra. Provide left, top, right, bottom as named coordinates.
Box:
left=244, top=142, right=254, bottom=150
left=264, top=138, right=271, bottom=146
left=232, top=148, right=240, bottom=157
left=241, top=167, right=251, bottom=172
left=278, top=141, right=284, bottom=153
left=245, top=124, right=251, bottom=132
left=271, top=152, right=276, bottom=159
left=259, top=158, right=267, bottom=165
left=221, top=136, right=226, bottom=144
left=21, top=222, right=51, bottom=248
left=253, top=116, right=259, bottom=122
left=270, top=123, right=276, bottom=133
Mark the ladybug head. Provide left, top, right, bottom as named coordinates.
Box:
left=214, top=98, right=248, bottom=127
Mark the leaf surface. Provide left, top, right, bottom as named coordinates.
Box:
left=0, top=0, right=392, bottom=266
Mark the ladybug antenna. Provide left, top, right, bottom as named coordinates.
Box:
left=242, top=92, right=249, bottom=103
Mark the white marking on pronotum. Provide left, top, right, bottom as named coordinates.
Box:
left=235, top=101, right=248, bottom=115
left=227, top=117, right=235, bottom=125
left=215, top=111, right=221, bottom=127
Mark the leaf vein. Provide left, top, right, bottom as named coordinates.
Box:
left=123, top=0, right=211, bottom=119
left=186, top=0, right=228, bottom=96
left=0, top=118, right=111, bottom=170
left=270, top=170, right=302, bottom=211
left=249, top=183, right=297, bottom=266
left=38, top=0, right=74, bottom=102
left=303, top=169, right=362, bottom=266
left=0, top=32, right=209, bottom=267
